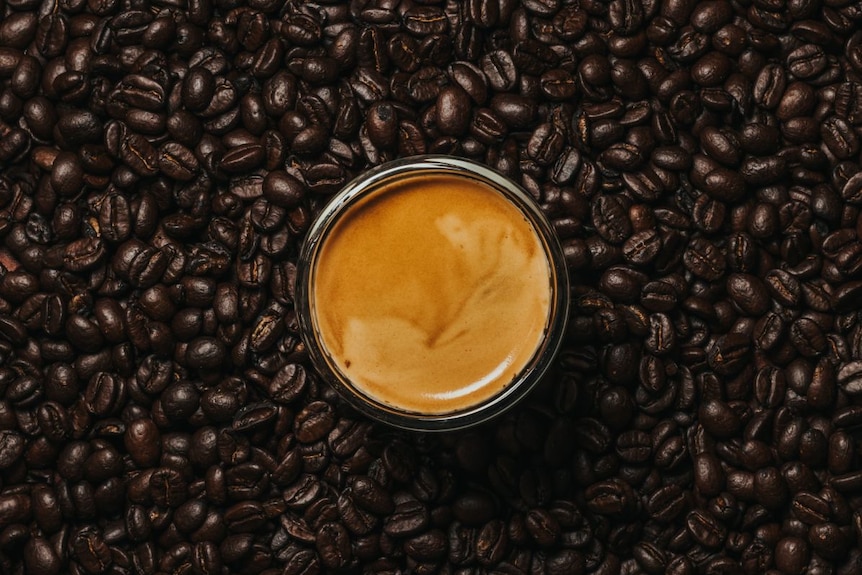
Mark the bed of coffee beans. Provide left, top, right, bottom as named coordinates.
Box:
left=2, top=0, right=862, bottom=573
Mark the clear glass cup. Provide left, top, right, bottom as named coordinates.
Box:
left=295, top=155, right=569, bottom=431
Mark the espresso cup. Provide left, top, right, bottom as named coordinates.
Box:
left=296, top=156, right=569, bottom=431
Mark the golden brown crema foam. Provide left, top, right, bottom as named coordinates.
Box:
left=311, top=173, right=553, bottom=414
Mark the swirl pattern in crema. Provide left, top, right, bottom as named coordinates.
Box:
left=312, top=173, right=553, bottom=414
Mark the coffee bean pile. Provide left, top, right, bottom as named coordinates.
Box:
left=2, top=0, right=862, bottom=572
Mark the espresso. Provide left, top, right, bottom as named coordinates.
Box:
left=310, top=172, right=553, bottom=414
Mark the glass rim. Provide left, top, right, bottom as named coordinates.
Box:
left=295, top=155, right=570, bottom=431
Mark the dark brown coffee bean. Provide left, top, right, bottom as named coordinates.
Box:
left=699, top=398, right=741, bottom=438
left=585, top=478, right=635, bottom=516
left=808, top=522, right=849, bottom=561
left=647, top=485, right=687, bottom=523
left=384, top=498, right=429, bottom=537
left=693, top=454, right=725, bottom=497
left=790, top=317, right=827, bottom=357
left=775, top=536, right=810, bottom=575
left=754, top=467, right=789, bottom=510
left=186, top=337, right=225, bottom=370
left=838, top=360, right=862, bottom=395
left=124, top=418, right=160, bottom=468
left=220, top=143, right=264, bottom=173
left=481, top=50, right=518, bottom=92
left=792, top=492, right=831, bottom=524
left=592, top=195, right=632, bottom=244
left=159, top=142, right=199, bottom=181
left=828, top=431, right=854, bottom=474
left=121, top=135, right=159, bottom=176
left=475, top=519, right=508, bottom=566
left=683, top=237, right=725, bottom=280
left=726, top=273, right=769, bottom=316
left=72, top=526, right=111, bottom=574
left=435, top=86, right=471, bottom=136
left=314, top=522, right=352, bottom=570
left=822, top=116, right=860, bottom=160
left=365, top=102, right=398, bottom=149
left=294, top=401, right=335, bottom=443
left=685, top=510, right=726, bottom=549
left=490, top=94, right=536, bottom=129
left=787, top=44, right=827, bottom=79
left=24, top=536, right=61, bottom=575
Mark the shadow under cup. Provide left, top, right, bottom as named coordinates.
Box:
left=296, top=156, right=570, bottom=431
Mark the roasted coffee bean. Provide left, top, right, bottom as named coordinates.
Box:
left=186, top=337, right=225, bottom=370
left=481, top=50, right=518, bottom=92
left=294, top=401, right=335, bottom=443
left=707, top=333, right=750, bottom=377
left=159, top=142, right=199, bottom=181
left=686, top=510, right=726, bottom=549
left=436, top=86, right=471, bottom=136
left=726, top=273, right=769, bottom=316
left=775, top=537, right=810, bottom=575
left=787, top=44, right=827, bottom=79
left=23, top=536, right=61, bottom=575
left=384, top=498, right=429, bottom=537
left=693, top=454, right=725, bottom=497
left=699, top=398, right=741, bottom=438
left=149, top=468, right=187, bottom=508
left=754, top=467, right=789, bottom=510
left=72, top=527, right=111, bottom=574
left=475, top=519, right=508, bottom=566
left=315, top=522, right=352, bottom=569
left=792, top=492, right=831, bottom=524
left=490, top=94, right=536, bottom=129
left=822, top=116, right=860, bottom=159
left=365, top=102, right=398, bottom=149
left=124, top=418, right=160, bottom=468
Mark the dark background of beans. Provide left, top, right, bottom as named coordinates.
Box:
left=1, top=0, right=862, bottom=572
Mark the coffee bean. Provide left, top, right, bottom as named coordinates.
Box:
left=24, top=536, right=61, bottom=575
left=0, top=430, right=25, bottom=469
left=754, top=467, right=789, bottom=511
left=186, top=337, right=225, bottom=370
left=124, top=418, right=160, bottom=468
left=699, top=398, right=741, bottom=439
left=775, top=537, right=810, bottom=575
left=787, top=44, right=827, bottom=79
left=314, top=521, right=352, bottom=569
left=220, top=143, right=264, bottom=173
left=436, top=86, right=471, bottom=136
left=592, top=195, right=632, bottom=244
left=72, top=526, right=112, bottom=574
left=693, top=454, right=725, bottom=497
left=475, top=519, right=508, bottom=566
left=707, top=333, right=751, bottom=377
left=490, top=93, right=536, bottom=129
left=726, top=273, right=769, bottom=316
left=159, top=142, right=199, bottom=181
left=790, top=317, right=827, bottom=357
left=685, top=510, right=726, bottom=549
left=481, top=50, right=518, bottom=92
left=683, top=237, right=726, bottom=280
left=822, top=116, right=860, bottom=160
left=47, top=151, right=83, bottom=196
left=365, top=102, right=398, bottom=149
left=294, top=401, right=335, bottom=443
left=793, top=492, right=831, bottom=525
left=383, top=498, right=428, bottom=538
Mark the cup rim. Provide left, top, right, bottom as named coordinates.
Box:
left=295, top=155, right=570, bottom=431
